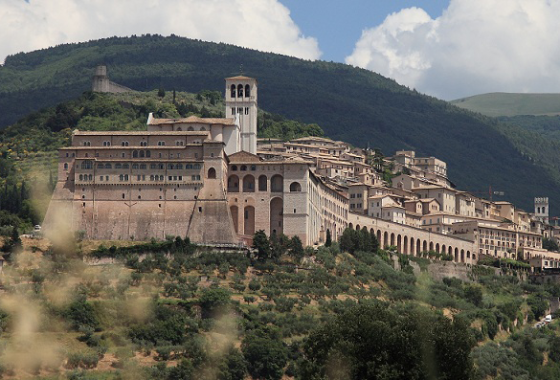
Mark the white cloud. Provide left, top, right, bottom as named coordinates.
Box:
left=0, top=0, right=321, bottom=64
left=345, top=0, right=560, bottom=99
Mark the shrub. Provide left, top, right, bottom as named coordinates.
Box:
left=66, top=350, right=100, bottom=369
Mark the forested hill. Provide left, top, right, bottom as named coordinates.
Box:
left=0, top=34, right=557, bottom=213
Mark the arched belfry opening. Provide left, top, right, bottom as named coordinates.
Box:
left=208, top=168, right=216, bottom=179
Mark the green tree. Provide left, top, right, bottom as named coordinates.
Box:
left=543, top=237, right=559, bottom=252
left=242, top=327, right=287, bottom=380
left=65, top=299, right=100, bottom=331
left=527, top=294, right=549, bottom=320
left=549, top=336, right=560, bottom=363
left=464, top=284, right=483, bottom=307
left=199, top=287, right=231, bottom=319
left=339, top=228, right=358, bottom=254
left=325, top=229, right=332, bottom=247
left=157, top=87, right=166, bottom=98
left=288, top=235, right=304, bottom=263
left=218, top=347, right=248, bottom=380
left=252, top=230, right=271, bottom=261
left=301, top=302, right=475, bottom=380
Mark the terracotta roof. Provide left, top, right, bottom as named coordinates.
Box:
left=148, top=115, right=235, bottom=126
left=76, top=158, right=203, bottom=163
left=73, top=130, right=209, bottom=136
left=418, top=198, right=438, bottom=203
left=226, top=75, right=256, bottom=81
left=62, top=146, right=192, bottom=150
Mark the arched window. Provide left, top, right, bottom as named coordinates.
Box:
left=231, top=165, right=238, bottom=171
left=79, top=174, right=83, bottom=181
left=245, top=84, right=251, bottom=97
left=97, top=163, right=104, bottom=169
left=132, top=164, right=139, bottom=169
left=240, top=165, right=247, bottom=171
left=81, top=160, right=93, bottom=170
left=105, top=164, right=112, bottom=169
left=88, top=174, right=93, bottom=181
left=146, top=150, right=151, bottom=158
left=115, top=163, right=122, bottom=169
left=290, top=182, right=302, bottom=192
left=200, top=127, right=206, bottom=131
left=258, top=175, right=267, bottom=191
left=243, top=175, right=255, bottom=192
left=237, top=84, right=243, bottom=97
left=64, top=163, right=69, bottom=170
left=177, top=127, right=182, bottom=131
left=187, top=126, right=194, bottom=131
left=271, top=175, right=283, bottom=192
left=228, top=175, right=239, bottom=193
left=133, top=150, right=138, bottom=158
left=208, top=168, right=216, bottom=179
left=140, top=164, right=147, bottom=169
left=231, top=84, right=236, bottom=98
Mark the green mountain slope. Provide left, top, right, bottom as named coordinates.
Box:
left=452, top=93, right=560, bottom=117
left=498, top=115, right=560, bottom=141
left=0, top=35, right=557, bottom=214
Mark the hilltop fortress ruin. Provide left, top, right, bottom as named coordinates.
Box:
left=92, top=65, right=133, bottom=93
left=44, top=74, right=560, bottom=269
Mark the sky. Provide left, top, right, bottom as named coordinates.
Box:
left=2, top=0, right=560, bottom=100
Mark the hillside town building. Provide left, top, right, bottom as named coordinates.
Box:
left=44, top=74, right=557, bottom=268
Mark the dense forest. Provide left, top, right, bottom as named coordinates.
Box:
left=0, top=34, right=558, bottom=214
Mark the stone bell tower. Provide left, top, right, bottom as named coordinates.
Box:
left=225, top=76, right=257, bottom=154
left=535, top=197, right=550, bottom=224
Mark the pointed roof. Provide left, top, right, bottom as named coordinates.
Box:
left=228, top=151, right=262, bottom=163
left=225, top=75, right=256, bottom=82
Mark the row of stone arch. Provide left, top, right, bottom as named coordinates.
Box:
left=230, top=84, right=251, bottom=98
left=230, top=197, right=283, bottom=237
left=348, top=223, right=474, bottom=263
left=227, top=174, right=301, bottom=193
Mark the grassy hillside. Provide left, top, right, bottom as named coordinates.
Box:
left=0, top=230, right=559, bottom=379
left=0, top=35, right=558, bottom=214
left=452, top=93, right=560, bottom=117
